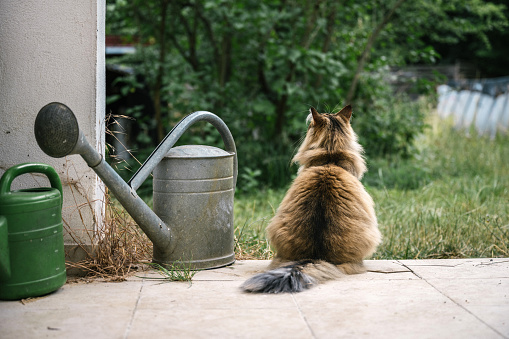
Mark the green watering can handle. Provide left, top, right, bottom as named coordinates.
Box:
left=0, top=163, right=63, bottom=205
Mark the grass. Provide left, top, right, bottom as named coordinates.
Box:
left=65, top=192, right=153, bottom=280
left=138, top=262, right=197, bottom=282
left=234, top=114, right=509, bottom=260
left=234, top=190, right=280, bottom=260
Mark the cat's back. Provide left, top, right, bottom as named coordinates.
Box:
left=294, top=164, right=367, bottom=202
left=268, top=164, right=378, bottom=261
left=271, top=165, right=374, bottom=233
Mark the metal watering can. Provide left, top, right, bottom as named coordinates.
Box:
left=0, top=163, right=66, bottom=300
left=34, top=102, right=237, bottom=270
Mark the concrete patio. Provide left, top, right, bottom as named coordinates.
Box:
left=1, top=258, right=508, bottom=338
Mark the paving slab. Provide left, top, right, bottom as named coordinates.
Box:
left=401, top=258, right=509, bottom=336
left=0, top=259, right=507, bottom=339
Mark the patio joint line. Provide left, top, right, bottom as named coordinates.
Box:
left=123, top=280, right=144, bottom=339
left=398, top=261, right=508, bottom=339
left=397, top=261, right=423, bottom=279
left=291, top=293, right=317, bottom=339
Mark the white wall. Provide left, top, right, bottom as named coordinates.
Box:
left=0, top=1, right=106, bottom=256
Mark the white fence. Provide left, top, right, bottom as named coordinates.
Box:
left=437, top=78, right=509, bottom=138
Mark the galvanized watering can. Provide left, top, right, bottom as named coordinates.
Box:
left=34, top=102, right=237, bottom=270
left=0, top=163, right=66, bottom=300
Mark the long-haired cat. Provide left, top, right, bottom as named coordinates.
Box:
left=241, top=105, right=381, bottom=293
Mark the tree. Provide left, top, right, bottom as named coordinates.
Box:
left=346, top=0, right=406, bottom=103
left=106, top=0, right=508, bottom=188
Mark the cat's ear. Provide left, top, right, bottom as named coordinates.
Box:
left=310, top=107, right=325, bottom=125
left=335, top=105, right=352, bottom=122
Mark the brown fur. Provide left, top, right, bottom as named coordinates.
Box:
left=241, top=105, right=381, bottom=293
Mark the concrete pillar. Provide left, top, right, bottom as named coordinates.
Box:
left=0, top=1, right=106, bottom=263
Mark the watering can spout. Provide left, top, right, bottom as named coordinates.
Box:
left=34, top=102, right=238, bottom=268
left=35, top=102, right=175, bottom=259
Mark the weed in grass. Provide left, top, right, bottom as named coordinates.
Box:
left=139, top=262, right=197, bottom=282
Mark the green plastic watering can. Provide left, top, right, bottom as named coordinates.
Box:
left=0, top=163, right=66, bottom=300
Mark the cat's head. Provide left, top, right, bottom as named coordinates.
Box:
left=293, top=105, right=366, bottom=177
left=301, top=105, right=362, bottom=153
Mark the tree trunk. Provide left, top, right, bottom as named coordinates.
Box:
left=273, top=2, right=320, bottom=137
left=219, top=33, right=232, bottom=88
left=346, top=0, right=406, bottom=104
left=274, top=64, right=295, bottom=136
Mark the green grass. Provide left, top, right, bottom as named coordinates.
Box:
left=234, top=115, right=509, bottom=260
left=138, top=262, right=197, bottom=282
left=234, top=189, right=280, bottom=259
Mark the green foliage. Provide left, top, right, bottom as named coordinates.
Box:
left=105, top=0, right=508, bottom=192
left=238, top=167, right=262, bottom=194
left=355, top=95, right=430, bottom=159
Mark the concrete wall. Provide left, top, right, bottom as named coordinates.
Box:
left=0, top=1, right=106, bottom=260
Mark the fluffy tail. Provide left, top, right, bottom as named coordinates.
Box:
left=241, top=260, right=347, bottom=293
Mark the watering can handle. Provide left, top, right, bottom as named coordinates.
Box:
left=0, top=163, right=63, bottom=204
left=128, top=111, right=238, bottom=192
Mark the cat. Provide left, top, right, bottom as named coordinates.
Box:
left=241, top=105, right=381, bottom=293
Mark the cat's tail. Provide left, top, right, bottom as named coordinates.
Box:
left=241, top=260, right=362, bottom=293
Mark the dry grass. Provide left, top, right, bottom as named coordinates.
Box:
left=64, top=193, right=152, bottom=281
left=63, top=113, right=153, bottom=281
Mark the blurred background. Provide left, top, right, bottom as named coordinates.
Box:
left=103, top=0, right=509, bottom=196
